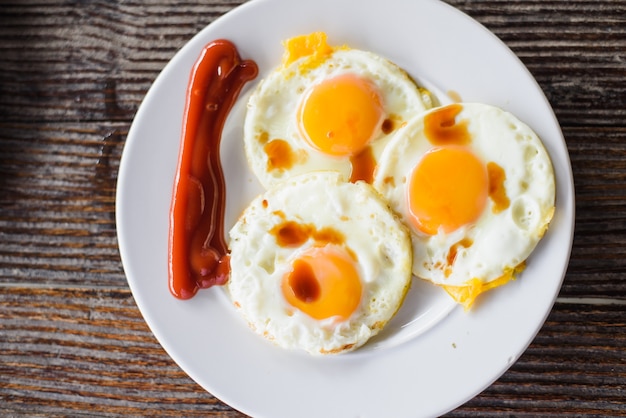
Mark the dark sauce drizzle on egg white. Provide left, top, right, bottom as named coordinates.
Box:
left=421, top=103, right=510, bottom=279
left=262, top=117, right=396, bottom=184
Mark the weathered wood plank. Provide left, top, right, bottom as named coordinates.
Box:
left=0, top=287, right=244, bottom=416
left=448, top=303, right=626, bottom=417
left=0, top=0, right=246, bottom=123
left=1, top=288, right=624, bottom=416
left=0, top=0, right=625, bottom=126
left=0, top=122, right=125, bottom=286
left=450, top=0, right=626, bottom=128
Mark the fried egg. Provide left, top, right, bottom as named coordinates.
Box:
left=373, top=103, right=555, bottom=310
left=227, top=171, right=412, bottom=355
left=244, top=32, right=433, bottom=189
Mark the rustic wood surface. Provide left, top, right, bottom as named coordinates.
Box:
left=1, top=0, right=625, bottom=416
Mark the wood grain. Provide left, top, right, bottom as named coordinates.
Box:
left=1, top=287, right=238, bottom=416
left=1, top=287, right=624, bottom=416
left=1, top=0, right=625, bottom=416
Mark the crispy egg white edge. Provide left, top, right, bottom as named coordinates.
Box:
left=373, top=102, right=556, bottom=287
left=243, top=48, right=432, bottom=189
left=226, top=171, right=413, bottom=354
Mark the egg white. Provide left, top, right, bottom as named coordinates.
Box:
left=373, top=103, right=555, bottom=294
left=227, top=171, right=412, bottom=355
left=244, top=47, right=432, bottom=189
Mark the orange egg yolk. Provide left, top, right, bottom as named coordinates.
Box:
left=298, top=73, right=384, bottom=157
left=407, top=146, right=488, bottom=235
left=281, top=31, right=334, bottom=70
left=281, top=246, right=362, bottom=321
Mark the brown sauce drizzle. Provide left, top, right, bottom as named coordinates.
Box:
left=445, top=238, right=474, bottom=278
left=271, top=221, right=310, bottom=247
left=349, top=145, right=376, bottom=183
left=381, top=118, right=394, bottom=134
left=168, top=40, right=258, bottom=300
left=487, top=162, right=510, bottom=213
left=264, top=139, right=297, bottom=171
left=289, top=259, right=321, bottom=303
left=270, top=220, right=345, bottom=248
left=446, top=238, right=474, bottom=266
left=424, top=103, right=470, bottom=145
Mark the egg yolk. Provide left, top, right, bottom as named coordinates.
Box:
left=282, top=246, right=362, bottom=321
left=407, top=146, right=488, bottom=235
left=298, top=74, right=384, bottom=157
left=281, top=31, right=334, bottom=70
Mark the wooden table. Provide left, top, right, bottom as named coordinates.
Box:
left=1, top=0, right=624, bottom=416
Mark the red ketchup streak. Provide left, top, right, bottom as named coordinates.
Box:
left=168, top=40, right=258, bottom=300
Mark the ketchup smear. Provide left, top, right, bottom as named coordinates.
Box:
left=168, top=40, right=258, bottom=300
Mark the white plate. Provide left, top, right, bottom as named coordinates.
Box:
left=116, top=0, right=575, bottom=416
